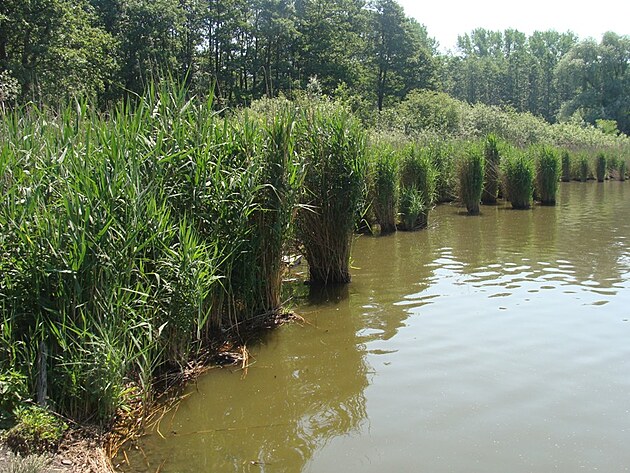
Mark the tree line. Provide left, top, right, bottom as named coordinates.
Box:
left=1, top=0, right=629, bottom=133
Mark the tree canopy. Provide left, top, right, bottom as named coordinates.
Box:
left=0, top=0, right=629, bottom=133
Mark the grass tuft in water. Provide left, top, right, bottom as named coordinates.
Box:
left=534, top=145, right=560, bottom=205
left=457, top=143, right=485, bottom=215
left=397, top=145, right=436, bottom=230
left=368, top=144, right=399, bottom=234
left=596, top=152, right=607, bottom=182
left=295, top=102, right=367, bottom=285
left=503, top=150, right=534, bottom=209
left=481, top=134, right=500, bottom=205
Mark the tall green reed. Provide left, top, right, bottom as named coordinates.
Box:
left=534, top=145, right=560, bottom=205
left=367, top=144, right=399, bottom=234
left=295, top=102, right=367, bottom=285
left=457, top=143, right=485, bottom=215
left=398, top=144, right=436, bottom=230
left=481, top=134, right=500, bottom=205
left=502, top=150, right=534, bottom=209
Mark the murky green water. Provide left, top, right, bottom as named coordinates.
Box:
left=119, top=182, right=630, bottom=473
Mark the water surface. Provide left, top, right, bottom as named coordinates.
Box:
left=120, top=182, right=630, bottom=473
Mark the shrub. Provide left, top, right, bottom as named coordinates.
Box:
left=4, top=406, right=67, bottom=455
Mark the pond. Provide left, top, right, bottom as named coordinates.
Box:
left=118, top=182, right=630, bottom=473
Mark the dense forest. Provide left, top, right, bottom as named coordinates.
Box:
left=1, top=0, right=629, bottom=133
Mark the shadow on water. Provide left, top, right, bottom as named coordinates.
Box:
left=119, top=274, right=370, bottom=473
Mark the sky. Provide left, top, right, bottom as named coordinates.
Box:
left=397, top=0, right=630, bottom=52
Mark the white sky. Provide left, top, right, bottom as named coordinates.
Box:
left=397, top=0, right=630, bottom=52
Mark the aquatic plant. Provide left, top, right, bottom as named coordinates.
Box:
left=0, top=84, right=304, bottom=425
left=295, top=102, right=367, bottom=285
left=596, top=153, right=607, bottom=182
left=397, top=144, right=436, bottom=230
left=578, top=153, right=590, bottom=182
left=534, top=145, right=560, bottom=205
left=502, top=150, right=535, bottom=209
left=481, top=134, right=501, bottom=204
left=457, top=143, right=485, bottom=215
left=368, top=144, right=399, bottom=234
left=561, top=149, right=572, bottom=182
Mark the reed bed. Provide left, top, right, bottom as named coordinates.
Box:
left=0, top=86, right=304, bottom=425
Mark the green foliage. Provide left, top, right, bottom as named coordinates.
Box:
left=503, top=150, right=535, bottom=209
left=368, top=145, right=399, bottom=234
left=0, top=372, right=27, bottom=425
left=619, top=159, right=627, bottom=181
left=534, top=146, right=560, bottom=205
left=398, top=187, right=427, bottom=230
left=4, top=406, right=67, bottom=455
left=0, top=83, right=304, bottom=425
left=596, top=153, right=607, bottom=182
left=295, top=101, right=367, bottom=284
left=457, top=143, right=485, bottom=215
left=561, top=149, right=572, bottom=182
left=397, top=144, right=436, bottom=229
left=577, top=153, right=591, bottom=182
left=481, top=134, right=501, bottom=204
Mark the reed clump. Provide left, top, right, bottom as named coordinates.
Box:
left=596, top=152, right=607, bottom=182
left=502, top=150, right=535, bottom=209
left=561, top=149, right=572, bottom=182
left=534, top=145, right=560, bottom=205
left=397, top=145, right=436, bottom=230
left=457, top=143, right=485, bottom=215
left=295, top=102, right=367, bottom=285
left=481, top=134, right=500, bottom=205
left=367, top=144, right=399, bottom=234
left=577, top=153, right=590, bottom=182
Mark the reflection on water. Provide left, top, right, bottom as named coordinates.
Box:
left=119, top=183, right=630, bottom=473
